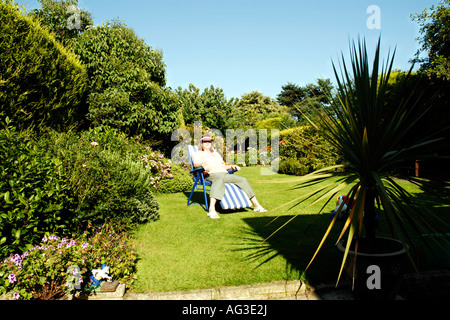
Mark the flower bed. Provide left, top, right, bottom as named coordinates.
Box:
left=0, top=223, right=137, bottom=300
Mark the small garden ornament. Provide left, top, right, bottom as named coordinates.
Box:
left=90, top=264, right=112, bottom=286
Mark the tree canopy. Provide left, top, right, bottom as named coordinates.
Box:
left=70, top=20, right=179, bottom=139
left=176, top=84, right=236, bottom=134
left=277, top=79, right=333, bottom=123
left=412, top=0, right=450, bottom=80
left=232, top=91, right=285, bottom=129
left=30, top=0, right=93, bottom=46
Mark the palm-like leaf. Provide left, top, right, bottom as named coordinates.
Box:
left=273, top=37, right=449, bottom=285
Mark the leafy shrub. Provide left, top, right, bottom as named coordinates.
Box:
left=278, top=157, right=309, bottom=176
left=0, top=118, right=74, bottom=258
left=278, top=125, right=343, bottom=175
left=128, top=190, right=160, bottom=223
left=39, top=126, right=163, bottom=230
left=254, top=115, right=296, bottom=131
left=0, top=222, right=137, bottom=300
left=156, top=163, right=192, bottom=194
left=1, top=119, right=175, bottom=258
left=0, top=1, right=88, bottom=132
left=231, top=91, right=281, bottom=128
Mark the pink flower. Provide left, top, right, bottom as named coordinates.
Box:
left=13, top=293, right=20, bottom=300
left=8, top=274, right=17, bottom=284
left=66, top=240, right=76, bottom=248
left=91, top=141, right=99, bottom=147
left=11, top=254, right=22, bottom=266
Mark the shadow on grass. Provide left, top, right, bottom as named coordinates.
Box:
left=235, top=202, right=450, bottom=290
left=184, top=191, right=208, bottom=211
left=235, top=213, right=346, bottom=287
left=185, top=182, right=349, bottom=286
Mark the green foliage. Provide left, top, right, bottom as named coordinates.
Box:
left=78, top=222, right=138, bottom=284
left=254, top=115, right=296, bottom=131
left=156, top=163, right=192, bottom=194
left=232, top=91, right=283, bottom=128
left=278, top=125, right=342, bottom=176
left=39, top=126, right=163, bottom=230
left=0, top=1, right=88, bottom=132
left=71, top=20, right=179, bottom=139
left=412, top=0, right=450, bottom=80
left=176, top=84, right=237, bottom=133
left=0, top=222, right=137, bottom=300
left=278, top=157, right=309, bottom=176
left=277, top=79, right=333, bottom=123
left=294, top=38, right=449, bottom=282
left=0, top=119, right=166, bottom=260
left=30, top=0, right=94, bottom=46
left=384, top=71, right=449, bottom=159
left=0, top=118, right=74, bottom=258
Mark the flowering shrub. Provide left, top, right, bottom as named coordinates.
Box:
left=156, top=163, right=192, bottom=194
left=37, top=126, right=165, bottom=230
left=77, top=222, right=137, bottom=283
left=0, top=223, right=137, bottom=300
left=1, top=121, right=180, bottom=258
left=140, top=149, right=173, bottom=188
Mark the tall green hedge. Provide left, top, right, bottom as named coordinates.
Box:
left=279, top=125, right=343, bottom=175
left=0, top=1, right=88, bottom=132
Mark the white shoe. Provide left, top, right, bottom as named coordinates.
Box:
left=253, top=206, right=268, bottom=212
left=207, top=211, right=220, bottom=219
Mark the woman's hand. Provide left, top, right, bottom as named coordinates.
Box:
left=202, top=162, right=211, bottom=174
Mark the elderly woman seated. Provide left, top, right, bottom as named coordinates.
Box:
left=192, top=136, right=267, bottom=219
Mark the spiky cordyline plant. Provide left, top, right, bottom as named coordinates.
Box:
left=271, top=37, right=449, bottom=285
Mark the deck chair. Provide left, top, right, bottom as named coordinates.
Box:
left=187, top=145, right=252, bottom=211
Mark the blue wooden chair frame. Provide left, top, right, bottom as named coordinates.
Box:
left=187, top=145, right=252, bottom=211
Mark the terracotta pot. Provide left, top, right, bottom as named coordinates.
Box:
left=337, top=237, right=408, bottom=300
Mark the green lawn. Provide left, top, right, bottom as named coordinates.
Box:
left=130, top=167, right=450, bottom=293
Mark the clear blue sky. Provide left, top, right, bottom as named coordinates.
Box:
left=18, top=0, right=437, bottom=100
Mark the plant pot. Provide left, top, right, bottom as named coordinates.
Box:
left=337, top=237, right=409, bottom=300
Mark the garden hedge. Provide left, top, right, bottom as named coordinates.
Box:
left=0, top=1, right=88, bottom=132
left=279, top=125, right=343, bottom=175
